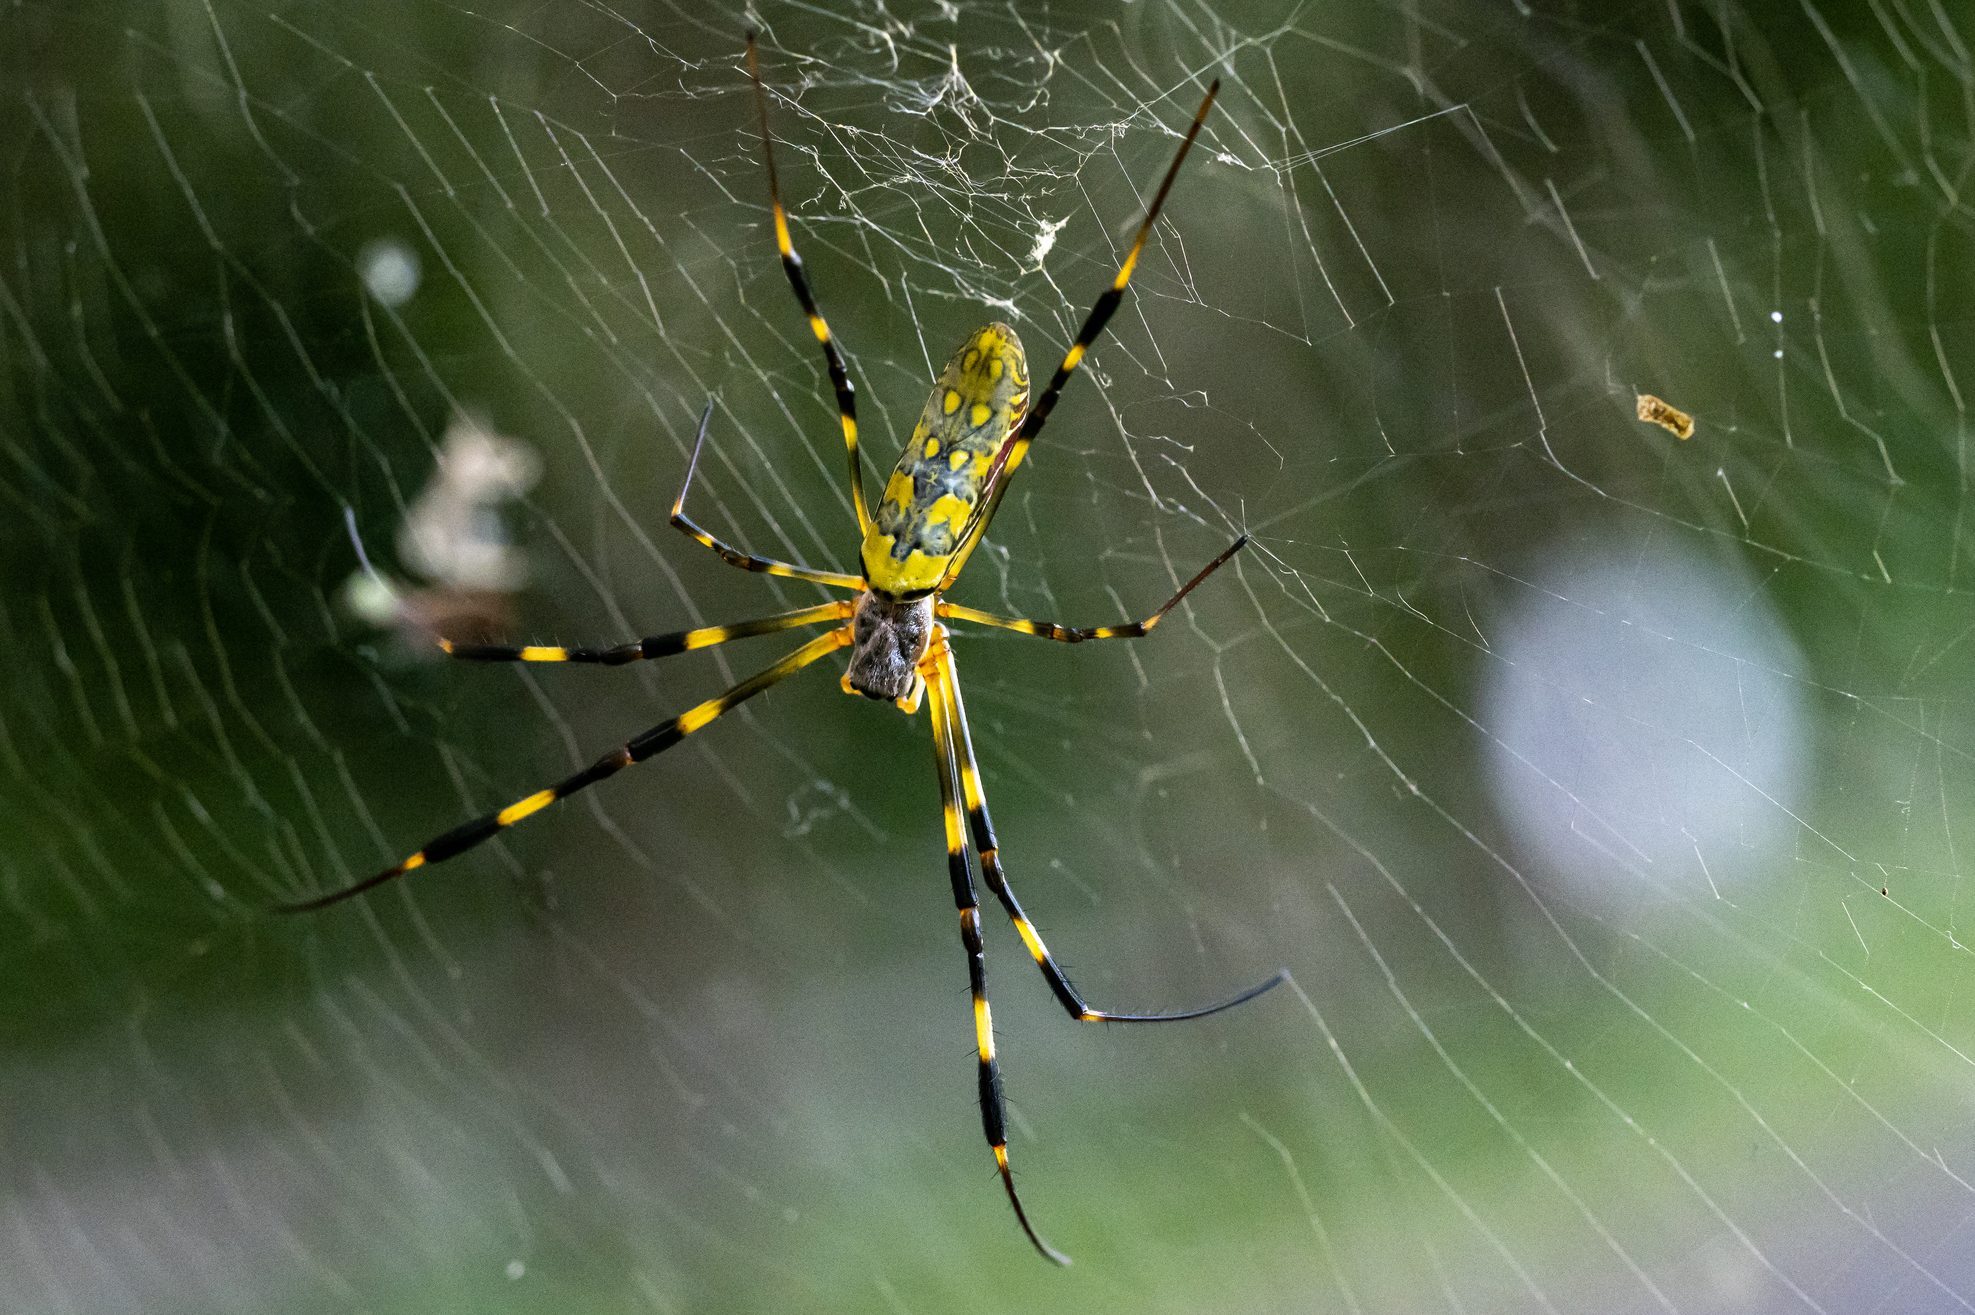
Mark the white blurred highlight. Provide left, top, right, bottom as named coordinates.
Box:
left=1478, top=535, right=1808, bottom=913
left=357, top=238, right=422, bottom=307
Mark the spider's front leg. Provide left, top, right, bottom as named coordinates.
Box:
left=275, top=626, right=851, bottom=912
left=745, top=32, right=873, bottom=536
left=922, top=628, right=1070, bottom=1265
left=935, top=638, right=1286, bottom=1024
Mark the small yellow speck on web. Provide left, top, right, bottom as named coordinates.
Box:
left=970, top=402, right=992, bottom=427
left=1636, top=392, right=1695, bottom=440
left=943, top=389, right=961, bottom=414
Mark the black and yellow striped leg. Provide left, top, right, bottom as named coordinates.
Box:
left=1017, top=78, right=1221, bottom=452
left=939, top=534, right=1248, bottom=643
left=745, top=32, right=872, bottom=538
left=934, top=80, right=1223, bottom=592
left=439, top=600, right=852, bottom=665
left=669, top=399, right=865, bottom=590
left=275, top=627, right=852, bottom=913
left=936, top=644, right=1286, bottom=1025
left=925, top=642, right=1070, bottom=1266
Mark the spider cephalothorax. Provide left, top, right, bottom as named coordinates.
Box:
left=281, top=33, right=1283, bottom=1266
left=842, top=590, right=934, bottom=706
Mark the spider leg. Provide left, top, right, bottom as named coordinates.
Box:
left=669, top=399, right=864, bottom=590
left=938, top=534, right=1247, bottom=643
left=439, top=600, right=851, bottom=665
left=935, top=79, right=1222, bottom=592
left=745, top=32, right=872, bottom=538
left=935, top=640, right=1286, bottom=1024
left=275, top=626, right=851, bottom=913
left=925, top=634, right=1070, bottom=1266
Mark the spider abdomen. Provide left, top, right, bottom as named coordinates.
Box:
left=861, top=323, right=1029, bottom=596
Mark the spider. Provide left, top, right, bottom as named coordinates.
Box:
left=281, top=34, right=1284, bottom=1264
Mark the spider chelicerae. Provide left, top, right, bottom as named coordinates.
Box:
left=284, top=34, right=1284, bottom=1264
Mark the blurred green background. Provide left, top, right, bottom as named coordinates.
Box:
left=6, top=1, right=1975, bottom=1311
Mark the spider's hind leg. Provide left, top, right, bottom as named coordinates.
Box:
left=744, top=32, right=873, bottom=537
left=668, top=399, right=864, bottom=591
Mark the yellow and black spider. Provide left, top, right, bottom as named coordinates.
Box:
left=282, top=34, right=1284, bottom=1263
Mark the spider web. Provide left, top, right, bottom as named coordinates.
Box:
left=5, top=0, right=1974, bottom=1310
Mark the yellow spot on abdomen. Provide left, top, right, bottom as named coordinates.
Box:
left=943, top=389, right=961, bottom=414
left=970, top=402, right=992, bottom=428
left=924, top=437, right=940, bottom=459
left=497, top=789, right=557, bottom=827
left=926, top=492, right=972, bottom=533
